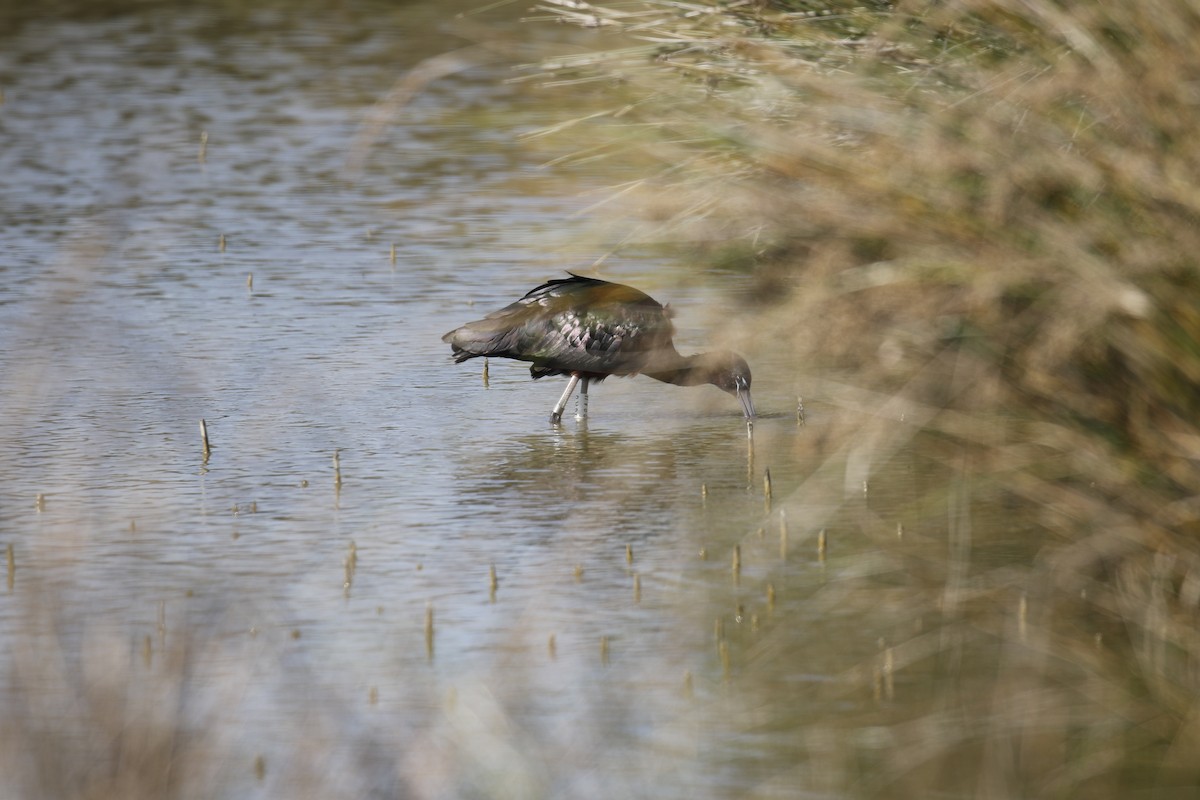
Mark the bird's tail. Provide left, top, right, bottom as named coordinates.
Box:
left=441, top=319, right=519, bottom=363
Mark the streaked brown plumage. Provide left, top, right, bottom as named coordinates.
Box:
left=442, top=273, right=755, bottom=423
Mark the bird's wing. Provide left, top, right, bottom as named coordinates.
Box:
left=443, top=274, right=674, bottom=373
left=512, top=280, right=674, bottom=375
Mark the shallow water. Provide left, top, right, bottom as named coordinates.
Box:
left=0, top=4, right=1040, bottom=798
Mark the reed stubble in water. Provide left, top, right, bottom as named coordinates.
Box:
left=344, top=541, right=357, bottom=594
left=778, top=510, right=787, bottom=561
left=424, top=603, right=434, bottom=660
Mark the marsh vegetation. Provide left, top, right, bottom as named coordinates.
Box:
left=524, top=1, right=1200, bottom=794
left=4, top=1, right=1200, bottom=798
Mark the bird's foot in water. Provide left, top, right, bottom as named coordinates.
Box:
left=574, top=379, right=589, bottom=421
left=550, top=411, right=563, bottom=425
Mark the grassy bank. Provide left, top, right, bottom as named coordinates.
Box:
left=531, top=1, right=1200, bottom=794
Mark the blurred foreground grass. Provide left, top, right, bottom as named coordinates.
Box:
left=527, top=0, right=1200, bottom=795
left=7, top=2, right=1200, bottom=798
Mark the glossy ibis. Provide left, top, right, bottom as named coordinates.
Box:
left=442, top=273, right=755, bottom=423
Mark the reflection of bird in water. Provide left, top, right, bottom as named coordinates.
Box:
left=442, top=273, right=755, bottom=423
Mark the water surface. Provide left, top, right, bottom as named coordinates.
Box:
left=0, top=4, right=1033, bottom=798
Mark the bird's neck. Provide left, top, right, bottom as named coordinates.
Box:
left=643, top=352, right=718, bottom=387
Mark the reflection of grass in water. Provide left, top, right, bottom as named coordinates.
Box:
left=2, top=583, right=431, bottom=800
left=526, top=0, right=1200, bottom=794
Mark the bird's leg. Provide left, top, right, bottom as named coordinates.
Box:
left=575, top=378, right=590, bottom=421
left=550, top=374, right=581, bottom=424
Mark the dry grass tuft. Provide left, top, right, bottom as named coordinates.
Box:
left=530, top=0, right=1200, bottom=793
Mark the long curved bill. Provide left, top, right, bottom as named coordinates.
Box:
left=737, top=387, right=756, bottom=419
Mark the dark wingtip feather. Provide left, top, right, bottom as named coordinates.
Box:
left=444, top=323, right=504, bottom=362
left=450, top=344, right=477, bottom=363
left=443, top=332, right=480, bottom=363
